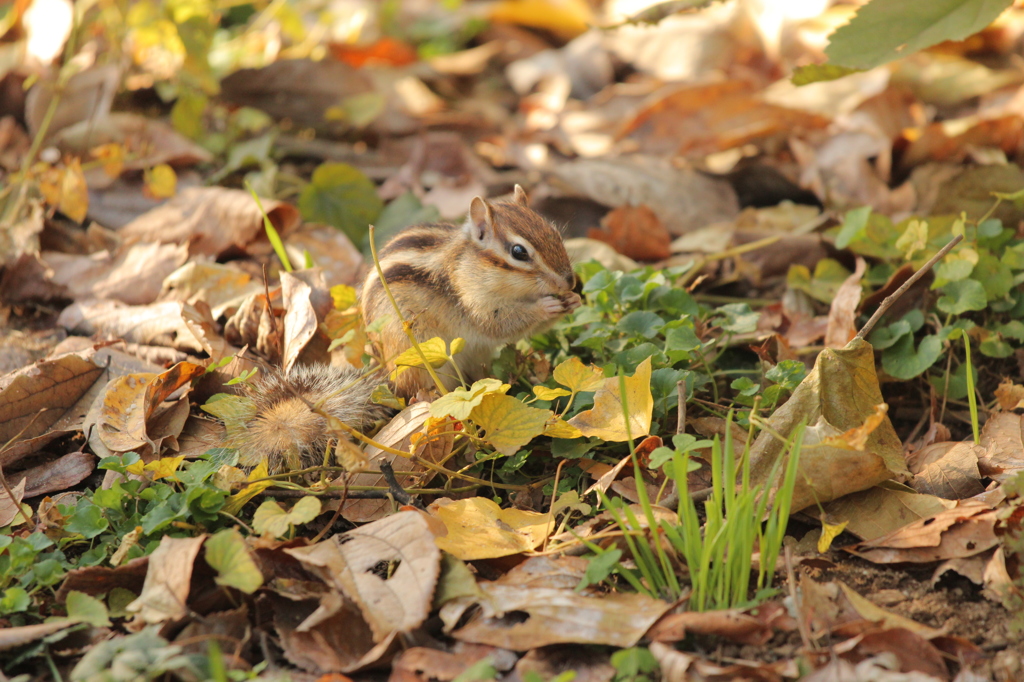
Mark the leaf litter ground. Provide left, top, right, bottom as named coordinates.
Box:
left=5, top=1, right=1024, bottom=680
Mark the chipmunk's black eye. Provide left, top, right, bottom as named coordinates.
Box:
left=510, top=244, right=530, bottom=261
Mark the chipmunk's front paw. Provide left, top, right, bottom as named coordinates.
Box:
left=539, top=293, right=581, bottom=318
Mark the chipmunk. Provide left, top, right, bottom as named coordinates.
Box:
left=227, top=186, right=580, bottom=473
left=361, top=184, right=581, bottom=397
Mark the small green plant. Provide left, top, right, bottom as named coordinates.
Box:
left=611, top=647, right=659, bottom=682
left=0, top=451, right=236, bottom=623
left=591, top=414, right=802, bottom=611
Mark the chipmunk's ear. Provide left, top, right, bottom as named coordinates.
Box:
left=467, top=196, right=494, bottom=242
left=512, top=184, right=529, bottom=206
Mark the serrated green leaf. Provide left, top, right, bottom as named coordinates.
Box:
left=825, top=0, right=1012, bottom=71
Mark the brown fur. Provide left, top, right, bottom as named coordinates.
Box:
left=231, top=364, right=388, bottom=474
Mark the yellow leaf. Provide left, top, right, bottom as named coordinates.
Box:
left=390, top=337, right=449, bottom=379
left=91, top=143, right=125, bottom=178
left=819, top=403, right=888, bottom=451
left=253, top=496, right=322, bottom=538
left=223, top=460, right=272, bottom=515
left=125, top=459, right=146, bottom=476
left=145, top=455, right=184, bottom=480
left=330, top=284, right=357, bottom=310
left=488, top=0, right=593, bottom=40
left=430, top=497, right=553, bottom=560
left=40, top=159, right=89, bottom=223
left=567, top=357, right=653, bottom=442
left=144, top=163, right=177, bottom=199
left=544, top=418, right=583, bottom=439
left=470, top=394, right=552, bottom=456
left=818, top=517, right=849, bottom=553
left=895, top=219, right=927, bottom=260
left=534, top=386, right=571, bottom=400
left=334, top=436, right=370, bottom=472
left=430, top=378, right=509, bottom=421
left=553, top=356, right=605, bottom=393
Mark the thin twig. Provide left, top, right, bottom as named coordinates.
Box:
left=855, top=234, right=963, bottom=341
left=379, top=461, right=419, bottom=507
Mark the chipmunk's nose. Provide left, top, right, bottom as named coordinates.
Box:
left=566, top=273, right=577, bottom=289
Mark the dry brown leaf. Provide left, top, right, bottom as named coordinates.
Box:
left=119, top=187, right=300, bottom=258
left=161, top=261, right=262, bottom=320
left=977, top=411, right=1024, bottom=481
left=748, top=338, right=909, bottom=512
left=127, top=535, right=206, bottom=624
left=94, top=361, right=205, bottom=457
left=284, top=225, right=365, bottom=287
left=285, top=511, right=441, bottom=642
left=0, top=478, right=27, bottom=527
left=42, top=241, right=189, bottom=305
left=619, top=80, right=830, bottom=158
left=907, top=441, right=985, bottom=500
left=269, top=591, right=390, bottom=674
left=822, top=484, right=955, bottom=541
left=587, top=205, right=672, bottom=262
left=552, top=156, right=739, bottom=236
left=56, top=556, right=149, bottom=602
left=825, top=257, right=865, bottom=348
left=55, top=112, right=213, bottom=183
left=995, top=379, right=1024, bottom=410
left=281, top=269, right=332, bottom=372
left=9, top=450, right=96, bottom=499
left=449, top=584, right=671, bottom=650
left=0, top=351, right=106, bottom=466
left=224, top=291, right=284, bottom=364
left=648, top=641, right=798, bottom=682
left=57, top=299, right=208, bottom=353
left=845, top=499, right=998, bottom=564
left=647, top=602, right=791, bottom=646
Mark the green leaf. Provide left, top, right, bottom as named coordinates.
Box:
left=825, top=0, right=1013, bottom=71
left=882, top=334, right=944, bottom=380
left=617, top=311, right=664, bottom=339
left=937, top=279, right=987, bottom=314
left=835, top=206, right=871, bottom=249
left=66, top=590, right=111, bottom=627
left=0, top=586, right=30, bottom=614
left=791, top=63, right=862, bottom=85
left=664, top=325, right=701, bottom=362
left=367, top=192, right=442, bottom=256
left=298, top=162, right=383, bottom=245
left=578, top=548, right=622, bottom=591
left=65, top=501, right=108, bottom=539
left=974, top=253, right=1014, bottom=299
left=205, top=529, right=263, bottom=594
